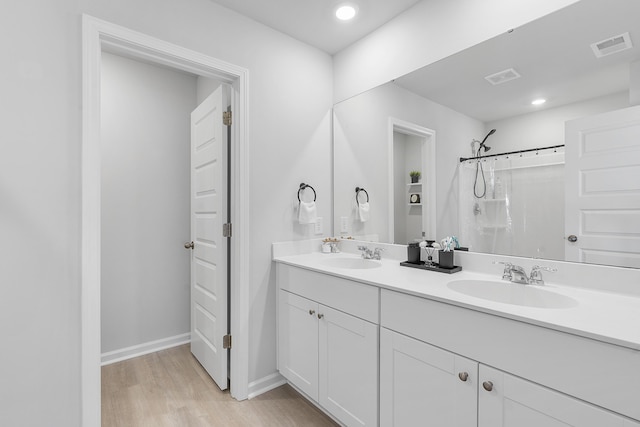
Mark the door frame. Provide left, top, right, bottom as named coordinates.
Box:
left=82, top=15, right=250, bottom=426
left=387, top=117, right=436, bottom=242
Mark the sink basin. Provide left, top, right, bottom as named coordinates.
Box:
left=321, top=257, right=382, bottom=270
left=447, top=280, right=578, bottom=309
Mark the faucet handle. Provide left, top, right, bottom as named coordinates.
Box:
left=357, top=245, right=370, bottom=258
left=529, top=265, right=557, bottom=285
left=493, top=261, right=513, bottom=281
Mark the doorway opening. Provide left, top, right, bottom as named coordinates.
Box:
left=82, top=15, right=250, bottom=426
left=387, top=118, right=436, bottom=244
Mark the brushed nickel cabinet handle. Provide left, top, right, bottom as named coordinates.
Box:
left=482, top=381, right=494, bottom=392
left=458, top=372, right=469, bottom=382
left=184, top=241, right=194, bottom=249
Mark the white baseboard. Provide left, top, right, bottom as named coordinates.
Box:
left=101, top=332, right=191, bottom=366
left=247, top=372, right=287, bottom=399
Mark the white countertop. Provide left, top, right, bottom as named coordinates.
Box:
left=274, top=251, right=640, bottom=351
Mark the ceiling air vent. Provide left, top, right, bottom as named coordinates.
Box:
left=591, top=32, right=633, bottom=58
left=484, top=68, right=521, bottom=86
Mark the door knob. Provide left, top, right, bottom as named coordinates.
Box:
left=567, top=235, right=578, bottom=242
left=482, top=381, right=494, bottom=392
left=458, top=372, right=469, bottom=382
left=184, top=241, right=194, bottom=249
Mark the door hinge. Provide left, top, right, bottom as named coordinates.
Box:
left=223, top=334, right=232, bottom=349
left=223, top=223, right=232, bottom=238
left=223, top=111, right=232, bottom=126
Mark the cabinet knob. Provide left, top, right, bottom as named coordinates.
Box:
left=184, top=241, right=194, bottom=249
left=567, top=235, right=578, bottom=242
left=458, top=372, right=469, bottom=382
left=482, top=381, right=494, bottom=392
left=317, top=313, right=324, bottom=319
left=309, top=309, right=315, bottom=316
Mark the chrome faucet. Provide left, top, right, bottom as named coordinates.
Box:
left=358, top=245, right=384, bottom=260
left=494, top=261, right=557, bottom=285
left=528, top=265, right=557, bottom=285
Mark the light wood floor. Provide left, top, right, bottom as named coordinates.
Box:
left=102, top=344, right=339, bottom=426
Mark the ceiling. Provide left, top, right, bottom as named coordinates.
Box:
left=209, top=0, right=422, bottom=54
left=393, top=0, right=640, bottom=122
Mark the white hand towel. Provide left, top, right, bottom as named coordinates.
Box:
left=298, top=201, right=317, bottom=224
left=358, top=202, right=370, bottom=222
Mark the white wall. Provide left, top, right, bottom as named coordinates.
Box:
left=196, top=76, right=221, bottom=104
left=333, top=0, right=581, bottom=102
left=632, top=61, right=640, bottom=106
left=485, top=92, right=630, bottom=152
left=333, top=82, right=484, bottom=242
left=393, top=135, right=406, bottom=244
left=1, top=0, right=332, bottom=424
left=393, top=133, right=423, bottom=244
left=0, top=2, right=81, bottom=426
left=100, top=52, right=196, bottom=354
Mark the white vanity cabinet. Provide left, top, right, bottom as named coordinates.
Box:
left=277, top=264, right=379, bottom=427
left=380, top=328, right=477, bottom=426
left=381, top=326, right=639, bottom=427
left=380, top=289, right=640, bottom=426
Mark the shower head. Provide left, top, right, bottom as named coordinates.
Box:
left=479, top=129, right=496, bottom=152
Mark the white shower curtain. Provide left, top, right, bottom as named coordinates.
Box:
left=458, top=150, right=565, bottom=259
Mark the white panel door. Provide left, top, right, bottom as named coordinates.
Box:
left=565, top=105, right=640, bottom=268
left=278, top=290, right=319, bottom=401
left=190, top=85, right=229, bottom=390
left=479, top=364, right=630, bottom=427
left=379, top=328, right=477, bottom=427
left=319, top=305, right=378, bottom=427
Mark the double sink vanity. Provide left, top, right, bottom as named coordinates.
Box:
left=273, top=240, right=640, bottom=427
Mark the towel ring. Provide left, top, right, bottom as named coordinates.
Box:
left=355, top=187, right=369, bottom=206
left=298, top=183, right=317, bottom=202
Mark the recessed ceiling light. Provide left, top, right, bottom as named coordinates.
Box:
left=531, top=98, right=546, bottom=106
left=336, top=4, right=357, bottom=21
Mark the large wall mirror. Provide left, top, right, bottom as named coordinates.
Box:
left=333, top=0, right=640, bottom=269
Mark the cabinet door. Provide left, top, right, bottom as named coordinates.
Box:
left=479, top=365, right=632, bottom=427
left=380, top=328, right=477, bottom=427
left=278, top=290, right=319, bottom=401
left=319, top=305, right=378, bottom=427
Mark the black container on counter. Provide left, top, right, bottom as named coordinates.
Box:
left=438, top=250, right=455, bottom=268
left=407, top=242, right=421, bottom=264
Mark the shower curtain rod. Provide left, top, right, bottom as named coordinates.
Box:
left=459, top=144, right=564, bottom=163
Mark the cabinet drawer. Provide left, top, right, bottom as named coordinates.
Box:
left=277, top=263, right=379, bottom=323
left=381, top=289, right=640, bottom=421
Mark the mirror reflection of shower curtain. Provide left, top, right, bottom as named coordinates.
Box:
left=458, top=151, right=565, bottom=259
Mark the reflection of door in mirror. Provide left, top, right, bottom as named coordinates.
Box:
left=565, top=105, right=640, bottom=268
left=388, top=118, right=436, bottom=245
